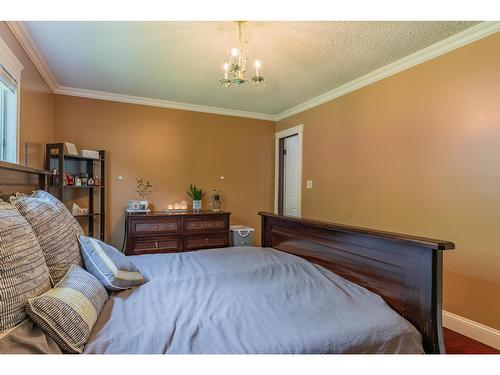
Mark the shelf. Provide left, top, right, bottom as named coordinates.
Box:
left=50, top=154, right=103, bottom=162
left=73, top=213, right=102, bottom=218
left=63, top=185, right=104, bottom=189
left=46, top=143, right=105, bottom=241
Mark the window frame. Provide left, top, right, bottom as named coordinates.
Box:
left=0, top=36, right=24, bottom=164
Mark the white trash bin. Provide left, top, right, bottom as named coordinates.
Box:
left=230, top=225, right=255, bottom=246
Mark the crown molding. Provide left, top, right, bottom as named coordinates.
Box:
left=274, top=21, right=500, bottom=121
left=6, top=21, right=58, bottom=92
left=7, top=21, right=500, bottom=123
left=6, top=20, right=275, bottom=121
left=54, top=86, right=277, bottom=121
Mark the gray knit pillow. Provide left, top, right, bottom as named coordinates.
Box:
left=0, top=201, right=51, bottom=331
left=26, top=265, right=108, bottom=353
left=33, top=190, right=84, bottom=235
left=11, top=191, right=84, bottom=284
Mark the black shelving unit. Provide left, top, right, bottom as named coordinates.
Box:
left=45, top=143, right=105, bottom=240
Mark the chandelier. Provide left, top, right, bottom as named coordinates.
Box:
left=220, top=21, right=264, bottom=87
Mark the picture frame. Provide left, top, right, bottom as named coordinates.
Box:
left=64, top=142, right=78, bottom=155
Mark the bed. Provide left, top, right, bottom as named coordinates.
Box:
left=84, top=246, right=423, bottom=353
left=0, top=161, right=455, bottom=354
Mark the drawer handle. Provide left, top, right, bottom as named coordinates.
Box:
left=205, top=237, right=208, bottom=245
left=155, top=241, right=159, bottom=248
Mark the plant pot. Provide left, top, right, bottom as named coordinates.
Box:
left=139, top=200, right=149, bottom=210
left=192, top=200, right=202, bottom=212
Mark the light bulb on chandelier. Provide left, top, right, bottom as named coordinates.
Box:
left=220, top=22, right=264, bottom=87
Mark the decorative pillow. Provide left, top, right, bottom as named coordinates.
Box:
left=11, top=190, right=84, bottom=284
left=26, top=264, right=108, bottom=353
left=78, top=235, right=146, bottom=291
left=32, top=190, right=84, bottom=235
left=0, top=201, right=51, bottom=331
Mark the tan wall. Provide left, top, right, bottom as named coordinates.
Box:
left=0, top=22, right=54, bottom=169
left=53, top=95, right=275, bottom=248
left=277, top=32, right=500, bottom=329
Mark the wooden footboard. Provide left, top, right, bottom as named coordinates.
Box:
left=259, top=212, right=455, bottom=354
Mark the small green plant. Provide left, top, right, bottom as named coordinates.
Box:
left=135, top=178, right=152, bottom=200
left=187, top=184, right=205, bottom=201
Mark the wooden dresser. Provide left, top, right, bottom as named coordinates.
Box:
left=124, top=211, right=231, bottom=255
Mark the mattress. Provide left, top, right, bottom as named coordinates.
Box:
left=84, top=246, right=424, bottom=354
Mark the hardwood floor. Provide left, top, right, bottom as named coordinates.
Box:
left=444, top=328, right=499, bottom=354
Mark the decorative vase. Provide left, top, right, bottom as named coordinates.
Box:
left=193, top=200, right=202, bottom=212
left=139, top=200, right=149, bottom=210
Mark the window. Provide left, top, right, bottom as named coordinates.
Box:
left=0, top=37, right=23, bottom=163
left=0, top=65, right=17, bottom=162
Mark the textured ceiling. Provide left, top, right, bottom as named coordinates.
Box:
left=24, top=21, right=479, bottom=115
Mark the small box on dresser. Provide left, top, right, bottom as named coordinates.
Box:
left=124, top=211, right=231, bottom=255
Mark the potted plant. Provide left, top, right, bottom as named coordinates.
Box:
left=187, top=184, right=205, bottom=212
left=135, top=178, right=152, bottom=210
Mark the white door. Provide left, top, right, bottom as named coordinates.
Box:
left=283, top=135, right=300, bottom=216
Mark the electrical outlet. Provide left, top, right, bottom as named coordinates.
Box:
left=306, top=180, right=313, bottom=189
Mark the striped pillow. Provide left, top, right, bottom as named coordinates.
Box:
left=0, top=201, right=51, bottom=331
left=11, top=191, right=84, bottom=284
left=78, top=235, right=146, bottom=291
left=26, top=264, right=108, bottom=353
left=33, top=190, right=84, bottom=235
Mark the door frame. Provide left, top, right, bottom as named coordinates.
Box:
left=274, top=124, right=303, bottom=216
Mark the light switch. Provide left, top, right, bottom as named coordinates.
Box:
left=306, top=180, right=313, bottom=189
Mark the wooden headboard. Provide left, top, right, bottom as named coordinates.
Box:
left=259, top=212, right=455, bottom=354
left=0, top=161, right=48, bottom=200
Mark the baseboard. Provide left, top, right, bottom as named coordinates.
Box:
left=443, top=310, right=500, bottom=350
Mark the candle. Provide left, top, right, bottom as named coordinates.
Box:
left=255, top=60, right=261, bottom=77
left=231, top=48, right=238, bottom=65
left=223, top=63, right=229, bottom=79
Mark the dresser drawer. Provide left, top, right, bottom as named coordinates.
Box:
left=184, top=233, right=229, bottom=251
left=184, top=216, right=228, bottom=233
left=128, top=236, right=182, bottom=255
left=129, top=217, right=181, bottom=236
left=125, top=211, right=231, bottom=254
